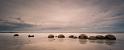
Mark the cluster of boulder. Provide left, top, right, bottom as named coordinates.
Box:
left=13, top=34, right=34, bottom=37
left=69, top=35, right=78, bottom=39
left=14, top=34, right=116, bottom=40
left=48, top=34, right=65, bottom=38
left=48, top=34, right=116, bottom=40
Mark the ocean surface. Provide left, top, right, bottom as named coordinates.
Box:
left=0, top=33, right=124, bottom=50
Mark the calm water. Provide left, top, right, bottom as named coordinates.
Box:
left=0, top=33, right=124, bottom=50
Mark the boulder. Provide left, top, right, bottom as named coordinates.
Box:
left=105, top=35, right=116, bottom=40
left=28, top=35, right=34, bottom=37
left=78, top=34, right=88, bottom=39
left=88, top=36, right=97, bottom=40
left=73, top=36, right=78, bottom=39
left=48, top=34, right=54, bottom=38
left=58, top=34, right=65, bottom=38
left=69, top=35, right=74, bottom=38
left=96, top=35, right=105, bottom=40
left=13, top=34, right=19, bottom=36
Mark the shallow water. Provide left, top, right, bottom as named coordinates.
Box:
left=0, top=33, right=124, bottom=50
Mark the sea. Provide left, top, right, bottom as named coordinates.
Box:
left=0, top=33, right=124, bottom=50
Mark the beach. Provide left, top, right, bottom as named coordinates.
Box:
left=0, top=33, right=124, bottom=50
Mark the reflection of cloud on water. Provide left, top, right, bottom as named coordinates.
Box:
left=0, top=35, right=24, bottom=50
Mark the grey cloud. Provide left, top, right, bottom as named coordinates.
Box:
left=0, top=0, right=124, bottom=32
left=0, top=21, right=33, bottom=32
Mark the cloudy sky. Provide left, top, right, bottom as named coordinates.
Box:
left=0, top=0, right=124, bottom=32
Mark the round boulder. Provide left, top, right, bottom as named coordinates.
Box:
left=28, top=35, right=34, bottom=37
left=48, top=34, right=54, bottom=38
left=58, top=34, right=65, bottom=38
left=96, top=35, right=105, bottom=40
left=88, top=36, right=97, bottom=40
left=14, top=34, right=19, bottom=36
left=69, top=35, right=74, bottom=38
left=73, top=36, right=78, bottom=39
left=78, top=34, right=88, bottom=39
left=105, top=35, right=116, bottom=40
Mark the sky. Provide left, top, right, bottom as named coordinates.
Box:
left=0, top=0, right=124, bottom=32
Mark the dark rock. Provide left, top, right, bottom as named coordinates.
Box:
left=73, top=36, right=78, bottom=39
left=58, top=34, right=65, bottom=38
left=96, top=35, right=105, bottom=40
left=88, top=36, right=97, bottom=40
left=69, top=35, right=74, bottom=38
left=105, top=35, right=116, bottom=40
left=48, top=34, right=54, bottom=38
left=28, top=35, right=34, bottom=37
left=13, top=34, right=19, bottom=36
left=78, top=34, right=88, bottom=39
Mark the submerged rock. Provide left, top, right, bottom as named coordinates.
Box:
left=88, top=36, right=97, bottom=40
left=78, top=34, right=88, bottom=39
left=69, top=35, right=74, bottom=38
left=96, top=35, right=105, bottom=40
left=105, top=35, right=116, bottom=40
left=13, top=34, right=19, bottom=36
left=58, top=34, right=65, bottom=38
left=28, top=35, right=34, bottom=37
left=48, top=34, right=54, bottom=38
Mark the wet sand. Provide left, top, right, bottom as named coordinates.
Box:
left=0, top=33, right=124, bottom=50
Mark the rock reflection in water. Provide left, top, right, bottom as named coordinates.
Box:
left=105, top=40, right=116, bottom=46
left=48, top=38, right=55, bottom=42
left=96, top=40, right=104, bottom=44
left=88, top=40, right=116, bottom=45
left=57, top=38, right=64, bottom=42
left=89, top=40, right=96, bottom=43
left=79, top=39, right=88, bottom=44
left=47, top=38, right=116, bottom=46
